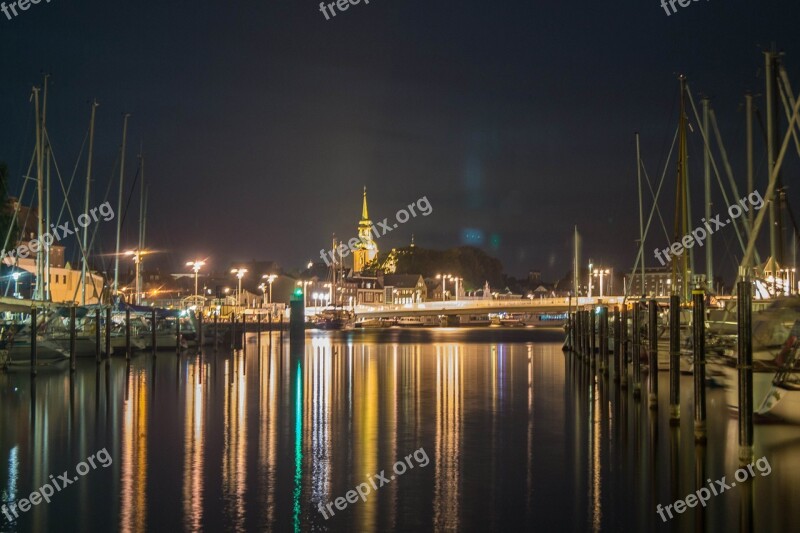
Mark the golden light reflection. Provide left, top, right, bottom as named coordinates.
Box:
left=307, top=338, right=333, bottom=524
left=259, top=339, right=280, bottom=528
left=434, top=344, right=462, bottom=531
left=354, top=344, right=379, bottom=531
left=182, top=361, right=205, bottom=531
left=120, top=370, right=148, bottom=533
left=222, top=353, right=247, bottom=530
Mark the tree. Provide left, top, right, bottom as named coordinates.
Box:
left=0, top=162, right=17, bottom=251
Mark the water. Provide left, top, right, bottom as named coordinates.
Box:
left=1, top=328, right=799, bottom=532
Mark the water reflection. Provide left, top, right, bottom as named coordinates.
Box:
left=0, top=329, right=799, bottom=532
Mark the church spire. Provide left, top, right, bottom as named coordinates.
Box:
left=361, top=186, right=369, bottom=220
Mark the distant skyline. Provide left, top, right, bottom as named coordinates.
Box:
left=2, top=0, right=800, bottom=282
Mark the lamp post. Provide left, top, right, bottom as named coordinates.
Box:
left=12, top=271, right=20, bottom=299
left=124, top=249, right=151, bottom=305
left=258, top=283, right=267, bottom=307
left=588, top=260, right=594, bottom=298
left=436, top=273, right=451, bottom=302
left=593, top=268, right=610, bottom=298
left=231, top=268, right=248, bottom=307
left=262, top=274, right=277, bottom=304
left=186, top=260, right=205, bottom=300
left=451, top=276, right=462, bottom=301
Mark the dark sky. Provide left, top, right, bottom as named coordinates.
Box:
left=2, top=0, right=800, bottom=284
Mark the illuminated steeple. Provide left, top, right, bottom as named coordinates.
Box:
left=353, top=187, right=378, bottom=273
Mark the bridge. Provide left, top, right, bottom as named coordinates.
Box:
left=303, top=296, right=626, bottom=319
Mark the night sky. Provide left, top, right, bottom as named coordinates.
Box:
left=2, top=0, right=799, bottom=284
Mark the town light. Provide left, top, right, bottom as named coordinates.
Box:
left=186, top=260, right=206, bottom=300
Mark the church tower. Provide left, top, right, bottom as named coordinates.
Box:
left=353, top=187, right=379, bottom=273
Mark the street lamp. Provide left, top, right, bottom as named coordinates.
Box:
left=587, top=260, right=594, bottom=298
left=12, top=271, right=20, bottom=299
left=186, top=260, right=205, bottom=300
left=436, top=273, right=452, bottom=302
left=262, top=274, right=277, bottom=304
left=451, top=276, right=462, bottom=301
left=593, top=268, right=610, bottom=297
left=231, top=268, right=248, bottom=307
left=296, top=280, right=311, bottom=306
left=124, top=249, right=151, bottom=305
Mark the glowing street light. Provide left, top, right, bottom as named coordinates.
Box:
left=124, top=249, right=152, bottom=305
left=593, top=268, right=610, bottom=297
left=436, top=273, right=452, bottom=302
left=186, top=260, right=205, bottom=299
left=262, top=274, right=278, bottom=304
left=11, top=271, right=20, bottom=299
left=231, top=268, right=248, bottom=306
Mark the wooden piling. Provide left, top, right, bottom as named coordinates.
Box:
left=613, top=306, right=621, bottom=382
left=198, top=310, right=203, bottom=348
left=599, top=306, right=608, bottom=374
left=632, top=302, right=641, bottom=398
left=590, top=309, right=596, bottom=370
left=620, top=304, right=628, bottom=388
left=648, top=299, right=658, bottom=409
left=95, top=308, right=101, bottom=364
left=669, top=294, right=681, bottom=423
left=30, top=307, right=37, bottom=376
left=105, top=307, right=111, bottom=358
left=692, top=286, right=707, bottom=442
left=214, top=310, right=218, bottom=352
left=69, top=306, right=76, bottom=372
left=176, top=315, right=182, bottom=354
left=151, top=309, right=157, bottom=353
left=737, top=269, right=753, bottom=463
left=125, top=309, right=131, bottom=360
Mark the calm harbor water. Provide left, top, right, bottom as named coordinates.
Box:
left=1, top=328, right=799, bottom=532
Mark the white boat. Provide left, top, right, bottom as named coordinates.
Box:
left=397, top=316, right=424, bottom=327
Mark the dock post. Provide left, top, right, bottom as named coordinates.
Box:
left=125, top=309, right=131, bottom=361
left=599, top=306, right=608, bottom=374
left=95, top=308, right=102, bottom=364
left=613, top=306, right=621, bottom=382
left=176, top=315, right=182, bottom=354
left=279, top=312, right=284, bottom=344
left=669, top=294, right=681, bottom=424
left=621, top=304, right=628, bottom=388
left=69, top=306, right=76, bottom=372
left=198, top=310, right=203, bottom=349
left=693, top=284, right=707, bottom=442
left=105, top=307, right=111, bottom=358
left=30, top=307, right=37, bottom=376
left=151, top=309, right=157, bottom=353
left=575, top=312, right=581, bottom=359
left=257, top=312, right=262, bottom=354
left=632, top=302, right=641, bottom=398
left=214, top=310, right=218, bottom=352
left=589, top=307, right=597, bottom=369
left=648, top=299, right=658, bottom=409
left=737, top=268, right=753, bottom=463
left=231, top=313, right=236, bottom=350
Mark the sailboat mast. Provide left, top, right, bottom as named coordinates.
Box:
left=635, top=132, right=644, bottom=296
left=138, top=150, right=144, bottom=251
left=82, top=99, right=98, bottom=305
left=703, top=97, right=713, bottom=289
left=674, top=76, right=690, bottom=301
left=32, top=86, right=44, bottom=301
left=746, top=92, right=754, bottom=233
left=113, top=113, right=130, bottom=295
left=765, top=50, right=778, bottom=264
left=573, top=225, right=580, bottom=297
left=42, top=75, right=50, bottom=301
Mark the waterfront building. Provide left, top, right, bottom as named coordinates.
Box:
left=624, top=267, right=690, bottom=297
